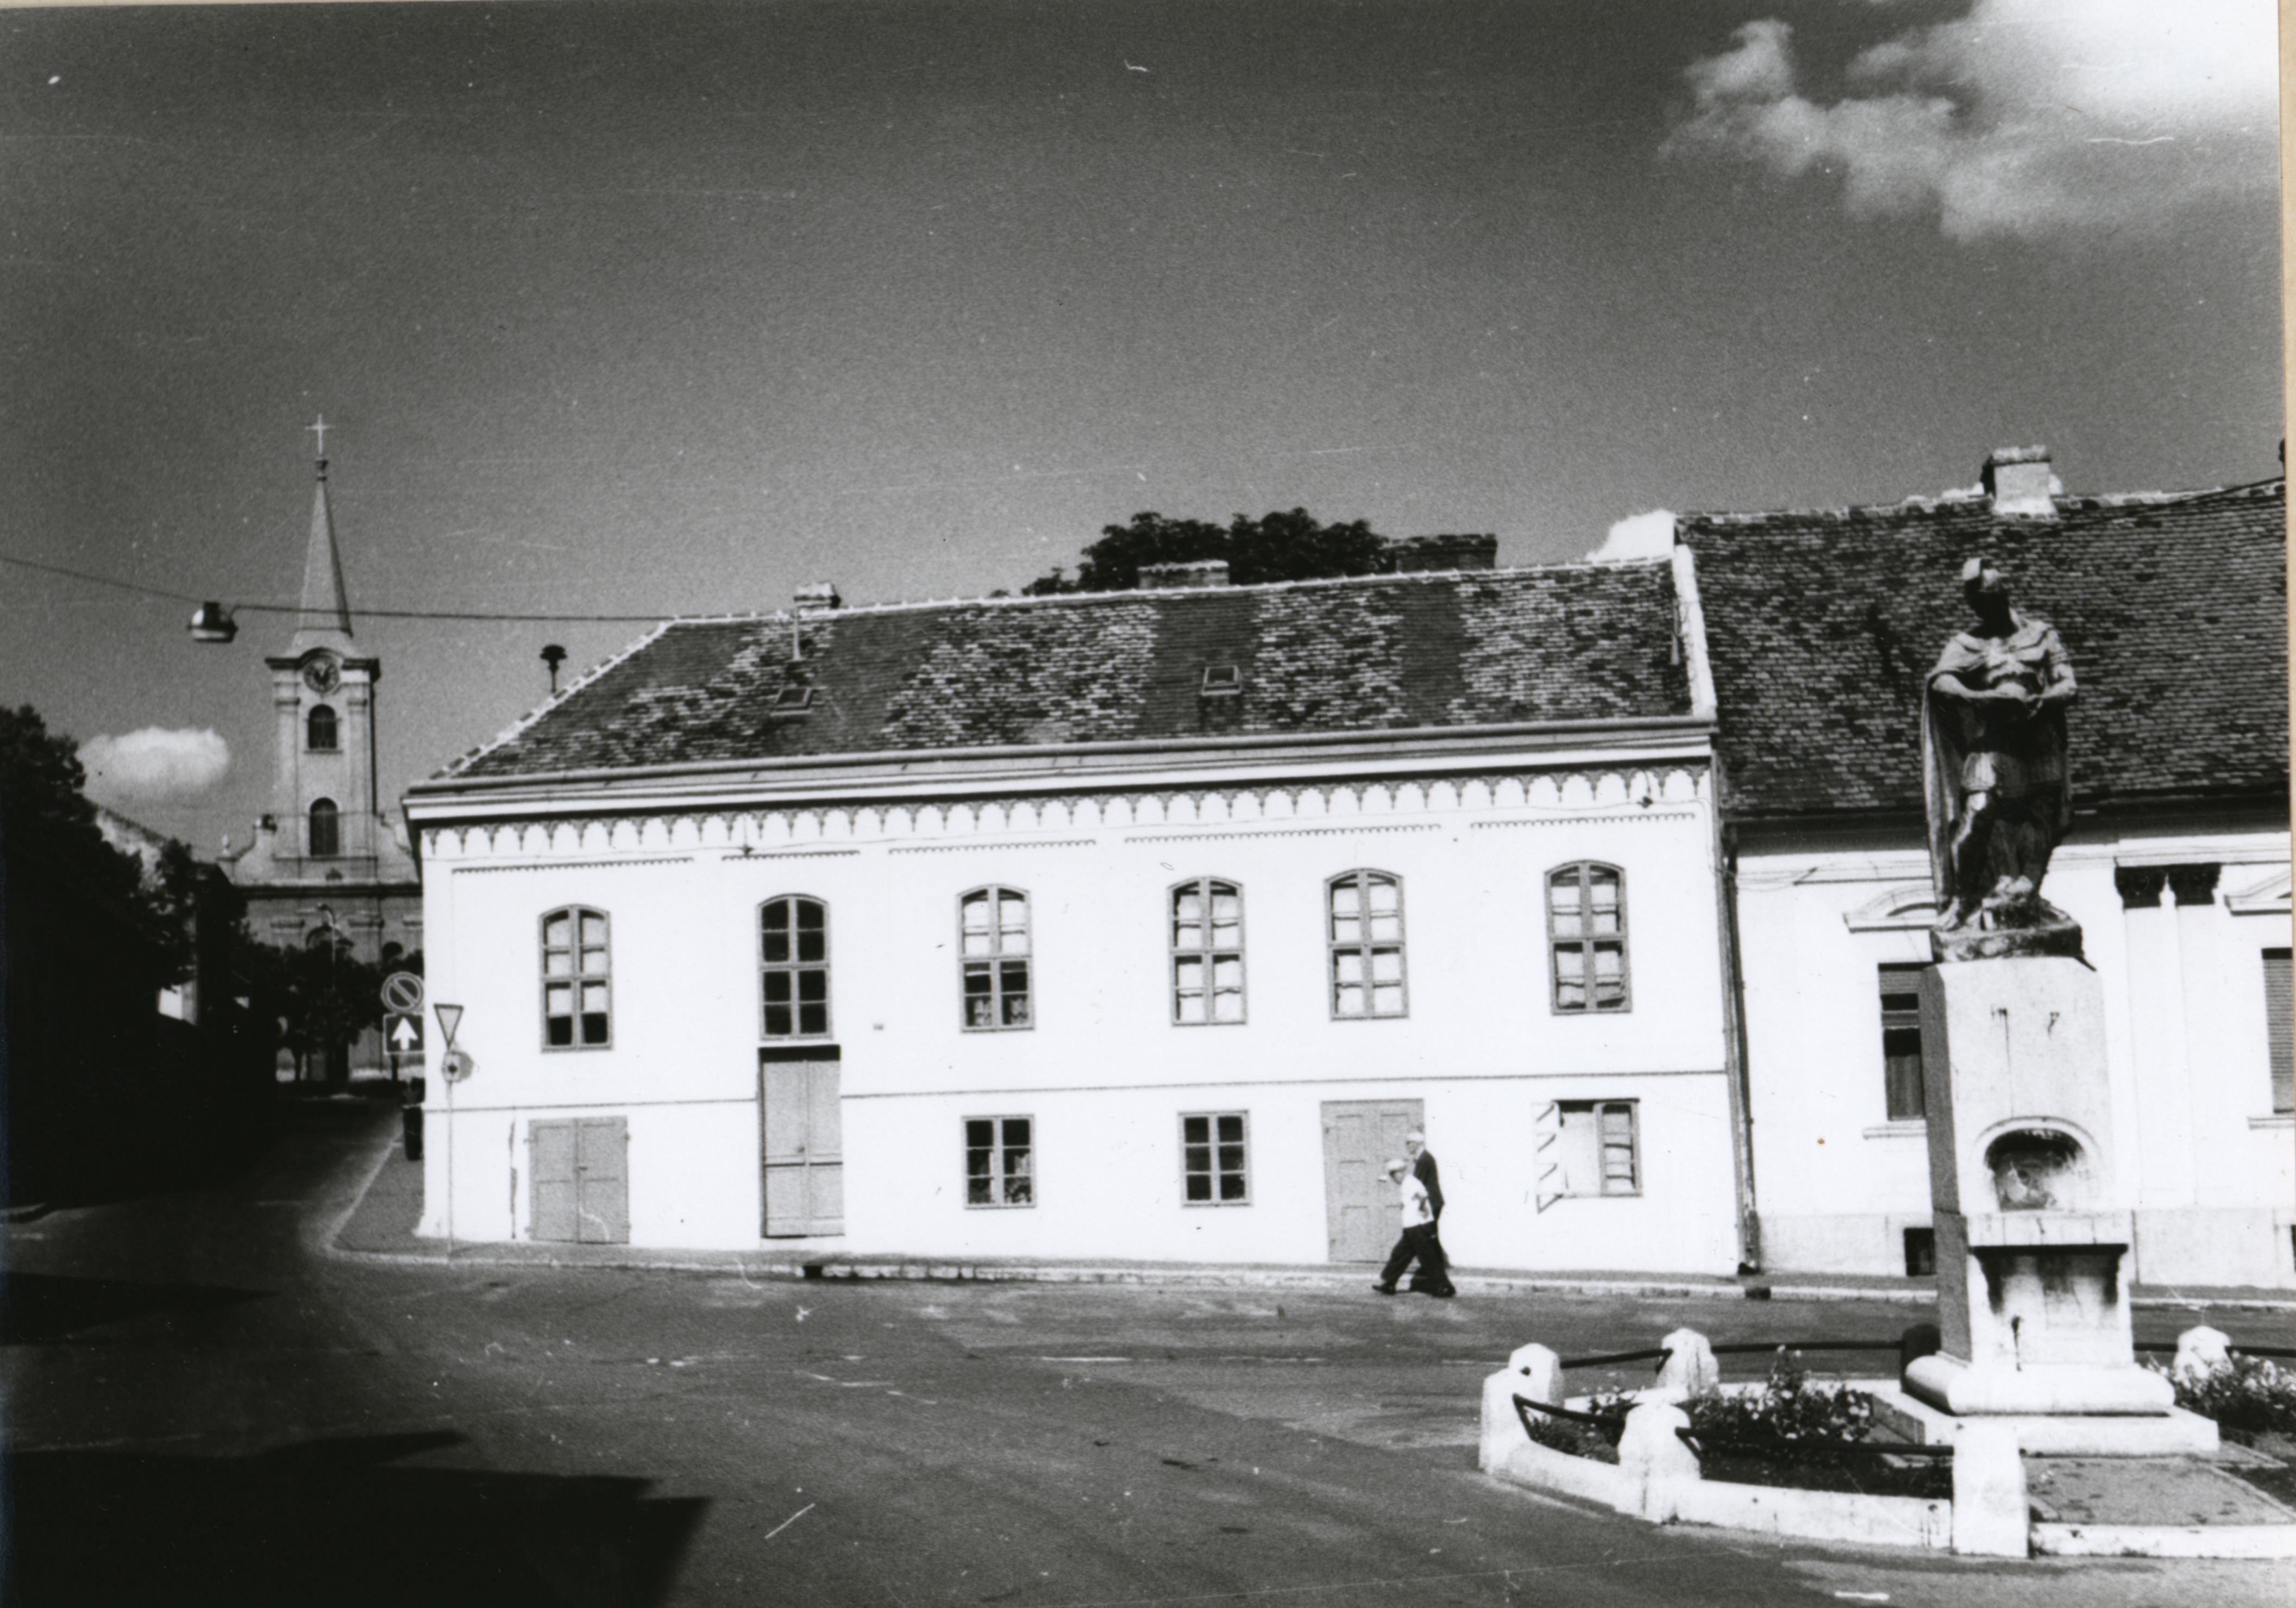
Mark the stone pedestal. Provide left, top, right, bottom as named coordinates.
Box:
left=1903, top=959, right=2180, bottom=1429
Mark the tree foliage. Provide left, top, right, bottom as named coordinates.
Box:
left=1027, top=509, right=1390, bottom=594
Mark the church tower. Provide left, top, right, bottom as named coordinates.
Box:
left=221, top=423, right=424, bottom=1074
left=262, top=445, right=384, bottom=869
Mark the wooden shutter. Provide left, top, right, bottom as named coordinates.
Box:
left=575, top=1117, right=629, bottom=1244
left=530, top=1119, right=578, bottom=1242
left=2266, top=948, right=2293, bottom=1115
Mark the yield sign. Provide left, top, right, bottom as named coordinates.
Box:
left=387, top=1013, right=422, bottom=1053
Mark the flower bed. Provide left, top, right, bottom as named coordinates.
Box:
left=1517, top=1349, right=1952, bottom=1501
left=2147, top=1348, right=2296, bottom=1509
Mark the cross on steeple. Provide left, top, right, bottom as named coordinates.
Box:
left=307, top=414, right=330, bottom=461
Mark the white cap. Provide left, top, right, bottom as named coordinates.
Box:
left=1384, top=1157, right=1409, bottom=1176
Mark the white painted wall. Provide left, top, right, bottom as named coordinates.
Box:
left=1739, top=827, right=2294, bottom=1287
left=413, top=756, right=1739, bottom=1271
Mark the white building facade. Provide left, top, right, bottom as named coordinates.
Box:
left=402, top=557, right=1749, bottom=1272
left=1683, top=455, right=2293, bottom=1288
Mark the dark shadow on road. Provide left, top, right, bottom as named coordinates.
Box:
left=0, top=1271, right=274, bottom=1344
left=5, top=1431, right=708, bottom=1607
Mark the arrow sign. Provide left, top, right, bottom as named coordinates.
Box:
left=387, top=1013, right=422, bottom=1053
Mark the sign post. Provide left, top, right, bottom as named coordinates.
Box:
left=435, top=1003, right=465, bottom=1255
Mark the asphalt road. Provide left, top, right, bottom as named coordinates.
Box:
left=3, top=1100, right=2289, bottom=1608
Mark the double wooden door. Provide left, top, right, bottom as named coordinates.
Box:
left=530, top=1117, right=629, bottom=1244
left=1321, top=1098, right=1423, bottom=1262
left=762, top=1049, right=844, bottom=1237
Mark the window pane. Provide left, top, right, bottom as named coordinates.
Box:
left=580, top=914, right=607, bottom=946
left=1368, top=910, right=1401, bottom=942
left=797, top=971, right=827, bottom=1002
left=764, top=1005, right=792, bottom=1036
left=1003, top=1118, right=1030, bottom=1148
left=580, top=1013, right=610, bottom=1045
left=796, top=900, right=824, bottom=929
left=1000, top=960, right=1030, bottom=994
left=1175, top=956, right=1203, bottom=991
left=1185, top=1145, right=1210, bottom=1174
left=544, top=914, right=571, bottom=948
left=546, top=985, right=573, bottom=1016
left=1001, top=993, right=1030, bottom=1027
left=1000, top=893, right=1028, bottom=936
left=763, top=972, right=791, bottom=1003
left=1370, top=948, right=1402, bottom=983
left=544, top=950, right=573, bottom=977
left=1211, top=889, right=1239, bottom=922
left=1219, top=1171, right=1247, bottom=1202
left=1175, top=919, right=1203, bottom=949
left=797, top=930, right=826, bottom=962
left=1334, top=950, right=1363, bottom=984
left=798, top=1003, right=827, bottom=1035
left=763, top=900, right=789, bottom=933
left=582, top=983, right=610, bottom=1013
left=1212, top=957, right=1241, bottom=989
left=1183, top=1116, right=1209, bottom=1145
left=1218, top=1144, right=1246, bottom=1174
left=1372, top=983, right=1403, bottom=1014
left=547, top=1016, right=574, bottom=1047
left=968, top=1119, right=994, bottom=1148
left=1335, top=984, right=1365, bottom=1015
left=581, top=947, right=609, bottom=974
left=1185, top=1174, right=1212, bottom=1202
left=1366, top=878, right=1397, bottom=915
left=1175, top=887, right=1203, bottom=923
left=1588, top=871, right=1621, bottom=935
left=962, top=894, right=990, bottom=930
left=968, top=1174, right=993, bottom=1206
left=1213, top=990, right=1244, bottom=1023
left=1216, top=1115, right=1243, bottom=1143
left=1004, top=1173, right=1032, bottom=1206
left=762, top=930, right=791, bottom=963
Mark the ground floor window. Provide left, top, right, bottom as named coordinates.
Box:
left=1182, top=1112, right=1249, bottom=1204
left=1878, top=963, right=1926, bottom=1121
left=965, top=1116, right=1034, bottom=1206
left=1557, top=1100, right=1639, bottom=1196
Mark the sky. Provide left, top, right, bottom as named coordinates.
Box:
left=0, top=0, right=2281, bottom=850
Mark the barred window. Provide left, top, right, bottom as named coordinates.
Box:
left=542, top=907, right=611, bottom=1048
left=761, top=897, right=830, bottom=1038
left=1172, top=878, right=1244, bottom=1024
left=1548, top=863, right=1628, bottom=1012
left=961, top=886, right=1032, bottom=1029
left=965, top=1116, right=1034, bottom=1207
left=1182, top=1112, right=1250, bottom=1205
left=1328, top=870, right=1406, bottom=1018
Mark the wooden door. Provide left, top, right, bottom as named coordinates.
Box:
left=575, top=1117, right=630, bottom=1243
left=531, top=1119, right=578, bottom=1242
left=1320, top=1098, right=1423, bottom=1262
left=761, top=1050, right=844, bottom=1237
left=530, top=1117, right=629, bottom=1243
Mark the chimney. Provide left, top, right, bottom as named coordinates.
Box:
left=1384, top=534, right=1498, bottom=573
left=1137, top=560, right=1231, bottom=590
left=793, top=583, right=842, bottom=610
left=1981, top=446, right=2058, bottom=518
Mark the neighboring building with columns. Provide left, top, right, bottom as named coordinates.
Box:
left=400, top=553, right=1747, bottom=1267
left=1679, top=449, right=2292, bottom=1288
left=220, top=449, right=423, bottom=1074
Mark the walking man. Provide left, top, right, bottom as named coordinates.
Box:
left=1372, top=1156, right=1454, bottom=1297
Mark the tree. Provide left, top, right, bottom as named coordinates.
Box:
left=1027, top=509, right=1391, bottom=594
left=239, top=931, right=385, bottom=1082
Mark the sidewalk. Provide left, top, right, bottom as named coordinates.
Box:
left=334, top=1143, right=2295, bottom=1311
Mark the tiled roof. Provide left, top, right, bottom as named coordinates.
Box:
left=1677, top=479, right=2288, bottom=819
left=440, top=565, right=1695, bottom=781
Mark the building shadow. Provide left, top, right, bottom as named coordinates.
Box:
left=0, top=1271, right=274, bottom=1345
left=5, top=1430, right=708, bottom=1607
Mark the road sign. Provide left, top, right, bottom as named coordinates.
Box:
left=442, top=1048, right=475, bottom=1083
left=386, top=1013, right=423, bottom=1054
left=381, top=972, right=425, bottom=1014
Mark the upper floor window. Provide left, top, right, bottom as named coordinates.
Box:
left=1172, top=878, right=1244, bottom=1024
left=306, top=704, right=338, bottom=751
left=1548, top=863, right=1628, bottom=1012
left=1879, top=963, right=1927, bottom=1121
left=1328, top=870, right=1406, bottom=1018
left=761, top=897, right=830, bottom=1038
left=307, top=798, right=340, bottom=858
left=543, top=906, right=611, bottom=1048
left=961, top=886, right=1031, bottom=1029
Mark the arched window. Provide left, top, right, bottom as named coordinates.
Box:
left=306, top=704, right=338, bottom=751
left=959, top=886, right=1031, bottom=1029
left=1328, top=870, right=1406, bottom=1018
left=307, top=798, right=340, bottom=858
left=542, top=907, right=612, bottom=1048
left=761, top=896, right=830, bottom=1037
left=1171, top=878, right=1244, bottom=1024
left=1548, top=862, right=1628, bottom=1012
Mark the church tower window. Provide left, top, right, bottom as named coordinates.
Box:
left=308, top=798, right=340, bottom=858
left=306, top=704, right=338, bottom=751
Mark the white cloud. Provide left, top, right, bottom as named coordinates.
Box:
left=79, top=728, right=230, bottom=804
left=1665, top=0, right=2276, bottom=241
left=1588, top=509, right=1677, bottom=562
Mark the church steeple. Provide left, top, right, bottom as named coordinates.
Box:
left=292, top=416, right=354, bottom=653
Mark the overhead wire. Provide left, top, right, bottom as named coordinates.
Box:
left=0, top=550, right=670, bottom=624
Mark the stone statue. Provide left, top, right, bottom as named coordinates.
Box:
left=1921, top=558, right=2082, bottom=961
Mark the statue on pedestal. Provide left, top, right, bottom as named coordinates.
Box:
left=1921, top=558, right=2082, bottom=961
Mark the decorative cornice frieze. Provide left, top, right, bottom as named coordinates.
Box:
left=419, top=763, right=1710, bottom=863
